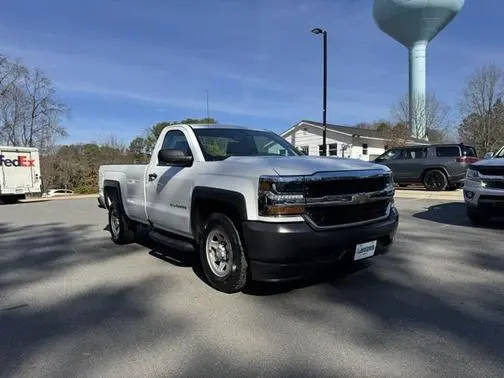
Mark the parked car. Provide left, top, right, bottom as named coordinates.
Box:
left=374, top=144, right=478, bottom=191
left=0, top=146, right=41, bottom=204
left=464, top=146, right=504, bottom=223
left=46, top=189, right=74, bottom=197
left=99, top=124, right=398, bottom=293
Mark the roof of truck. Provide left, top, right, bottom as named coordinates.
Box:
left=0, top=146, right=39, bottom=152
left=187, top=124, right=267, bottom=132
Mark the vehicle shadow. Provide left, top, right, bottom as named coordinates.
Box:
left=243, top=261, right=372, bottom=296
left=134, top=226, right=374, bottom=295
left=413, top=202, right=504, bottom=229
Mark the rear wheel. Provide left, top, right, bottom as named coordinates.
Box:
left=199, top=213, right=248, bottom=293
left=423, top=170, right=448, bottom=191
left=108, top=195, right=135, bottom=244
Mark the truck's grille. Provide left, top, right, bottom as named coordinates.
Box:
left=483, top=181, right=504, bottom=190
left=305, top=200, right=390, bottom=228
left=305, top=174, right=389, bottom=198
left=474, top=166, right=504, bottom=176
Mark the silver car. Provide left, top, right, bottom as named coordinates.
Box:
left=464, top=146, right=504, bottom=223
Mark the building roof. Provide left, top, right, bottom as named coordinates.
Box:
left=282, top=120, right=428, bottom=144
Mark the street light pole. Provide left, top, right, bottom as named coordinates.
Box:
left=312, top=28, right=328, bottom=156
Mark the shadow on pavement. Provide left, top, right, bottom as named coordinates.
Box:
left=413, top=202, right=504, bottom=229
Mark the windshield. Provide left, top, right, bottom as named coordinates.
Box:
left=194, top=128, right=301, bottom=161
left=495, top=146, right=504, bottom=158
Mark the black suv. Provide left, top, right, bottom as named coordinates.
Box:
left=374, top=144, right=478, bottom=191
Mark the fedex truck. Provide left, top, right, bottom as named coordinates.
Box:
left=0, top=146, right=41, bottom=204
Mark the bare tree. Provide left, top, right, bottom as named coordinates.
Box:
left=0, top=54, right=67, bottom=151
left=392, top=92, right=451, bottom=143
left=458, top=64, right=504, bottom=154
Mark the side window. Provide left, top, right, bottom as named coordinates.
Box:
left=161, top=130, right=192, bottom=156
left=328, top=143, right=338, bottom=156
left=404, top=148, right=427, bottom=159
left=318, top=145, right=325, bottom=156
left=362, top=143, right=368, bottom=156
left=392, top=149, right=405, bottom=160
left=379, top=149, right=401, bottom=161
left=436, top=146, right=460, bottom=157
left=461, top=146, right=477, bottom=157
left=299, top=146, right=309, bottom=155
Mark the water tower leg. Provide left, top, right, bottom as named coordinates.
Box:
left=409, top=41, right=427, bottom=140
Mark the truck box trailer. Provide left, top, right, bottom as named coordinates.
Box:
left=0, top=146, right=41, bottom=203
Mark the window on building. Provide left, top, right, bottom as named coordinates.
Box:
left=299, top=146, right=309, bottom=155
left=328, top=143, right=338, bottom=156
left=362, top=143, right=368, bottom=155
left=319, top=145, right=326, bottom=156
left=436, top=146, right=460, bottom=157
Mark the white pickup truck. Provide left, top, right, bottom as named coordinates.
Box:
left=99, top=124, right=398, bottom=293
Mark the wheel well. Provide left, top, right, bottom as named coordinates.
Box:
left=191, top=188, right=247, bottom=240
left=103, top=180, right=122, bottom=210
left=192, top=199, right=242, bottom=240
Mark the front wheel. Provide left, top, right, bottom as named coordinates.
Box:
left=199, top=213, right=248, bottom=293
left=423, top=170, right=448, bottom=191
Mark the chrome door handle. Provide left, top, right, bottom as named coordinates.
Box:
left=148, top=173, right=158, bottom=181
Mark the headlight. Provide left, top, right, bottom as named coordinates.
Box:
left=466, top=169, right=480, bottom=181
left=258, top=176, right=305, bottom=216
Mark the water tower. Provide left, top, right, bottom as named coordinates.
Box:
left=373, top=0, right=464, bottom=139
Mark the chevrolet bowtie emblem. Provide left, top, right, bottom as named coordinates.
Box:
left=352, top=193, right=370, bottom=204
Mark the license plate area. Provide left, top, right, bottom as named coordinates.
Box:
left=354, top=240, right=377, bottom=261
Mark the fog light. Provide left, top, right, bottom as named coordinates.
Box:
left=464, top=190, right=474, bottom=199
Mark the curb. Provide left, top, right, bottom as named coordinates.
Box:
left=395, top=189, right=463, bottom=201
left=21, top=194, right=99, bottom=203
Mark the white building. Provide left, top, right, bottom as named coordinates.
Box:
left=282, top=120, right=423, bottom=161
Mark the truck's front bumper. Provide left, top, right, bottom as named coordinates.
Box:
left=464, top=179, right=504, bottom=217
left=242, top=208, right=399, bottom=282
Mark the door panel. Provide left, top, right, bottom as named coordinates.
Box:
left=145, top=129, right=195, bottom=237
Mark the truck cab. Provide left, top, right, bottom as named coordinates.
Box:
left=99, top=124, right=399, bottom=293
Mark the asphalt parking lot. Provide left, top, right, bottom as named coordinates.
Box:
left=1, top=198, right=503, bottom=377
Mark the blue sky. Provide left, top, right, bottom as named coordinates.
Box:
left=1, top=0, right=502, bottom=144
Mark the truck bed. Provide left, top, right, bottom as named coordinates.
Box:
left=99, top=164, right=148, bottom=223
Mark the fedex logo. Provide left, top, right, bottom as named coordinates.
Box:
left=0, top=155, right=35, bottom=167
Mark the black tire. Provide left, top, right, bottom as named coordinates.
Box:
left=199, top=213, right=248, bottom=294
left=423, top=169, right=448, bottom=191
left=1, top=195, right=20, bottom=204
left=447, top=183, right=463, bottom=191
left=108, top=196, right=135, bottom=244
left=467, top=208, right=486, bottom=225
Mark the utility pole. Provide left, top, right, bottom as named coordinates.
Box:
left=311, top=28, right=328, bottom=156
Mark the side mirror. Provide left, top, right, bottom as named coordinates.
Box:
left=483, top=152, right=494, bottom=159
left=158, top=149, right=193, bottom=167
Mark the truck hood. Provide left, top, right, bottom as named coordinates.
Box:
left=224, top=156, right=389, bottom=176
left=472, top=158, right=504, bottom=167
